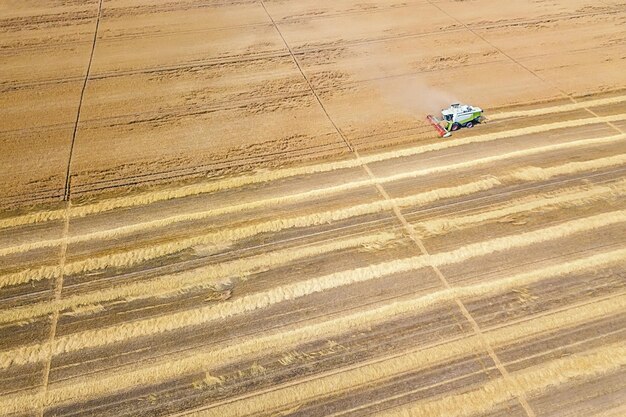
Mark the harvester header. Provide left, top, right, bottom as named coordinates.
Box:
left=427, top=103, right=483, bottom=138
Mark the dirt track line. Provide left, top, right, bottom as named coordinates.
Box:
left=260, top=0, right=354, bottom=152
left=38, top=201, right=71, bottom=417
left=1, top=133, right=624, bottom=260
left=0, top=232, right=397, bottom=324
left=3, top=113, right=625, bottom=230
left=2, top=150, right=624, bottom=291
left=3, top=275, right=624, bottom=415
left=174, top=297, right=626, bottom=417
left=1, top=213, right=623, bottom=372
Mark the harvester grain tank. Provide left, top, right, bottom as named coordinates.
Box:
left=427, top=103, right=483, bottom=138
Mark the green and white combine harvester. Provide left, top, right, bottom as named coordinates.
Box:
left=427, top=103, right=483, bottom=138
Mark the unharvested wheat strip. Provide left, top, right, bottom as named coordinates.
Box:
left=1, top=215, right=624, bottom=372
left=2, top=114, right=625, bottom=232
left=418, top=178, right=626, bottom=236
left=4, top=291, right=623, bottom=415
left=490, top=94, right=626, bottom=120
left=0, top=177, right=500, bottom=289
left=378, top=342, right=626, bottom=417
left=4, top=133, right=624, bottom=259
left=0, top=232, right=397, bottom=324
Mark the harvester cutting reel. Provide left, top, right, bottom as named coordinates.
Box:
left=427, top=103, right=483, bottom=138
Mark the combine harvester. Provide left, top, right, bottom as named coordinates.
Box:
left=427, top=103, right=483, bottom=138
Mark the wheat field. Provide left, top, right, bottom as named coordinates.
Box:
left=1, top=2, right=626, bottom=415
left=2, top=90, right=625, bottom=416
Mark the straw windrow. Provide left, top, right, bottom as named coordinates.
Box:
left=0, top=232, right=398, bottom=324
left=4, top=134, right=623, bottom=259
left=489, top=94, right=626, bottom=120
left=3, top=291, right=623, bottom=414
left=2, top=146, right=625, bottom=291
left=1, top=114, right=624, bottom=231
left=1, top=216, right=624, bottom=371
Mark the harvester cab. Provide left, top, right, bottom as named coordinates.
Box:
left=427, top=103, right=483, bottom=138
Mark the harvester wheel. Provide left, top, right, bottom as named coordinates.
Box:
left=465, top=121, right=474, bottom=128
left=451, top=123, right=461, bottom=131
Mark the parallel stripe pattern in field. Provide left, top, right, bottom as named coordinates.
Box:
left=0, top=91, right=625, bottom=416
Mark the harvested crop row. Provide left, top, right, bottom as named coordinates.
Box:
left=189, top=319, right=626, bottom=417
left=5, top=177, right=622, bottom=324
left=2, top=149, right=624, bottom=290
left=4, top=289, right=623, bottom=414
left=416, top=178, right=626, bottom=236
left=2, top=215, right=624, bottom=370
left=0, top=232, right=398, bottom=324
left=489, top=94, right=626, bottom=120
left=0, top=135, right=626, bottom=256
left=0, top=177, right=500, bottom=289
left=376, top=342, right=626, bottom=417
left=508, top=153, right=626, bottom=182
left=2, top=114, right=625, bottom=230
left=4, top=133, right=623, bottom=258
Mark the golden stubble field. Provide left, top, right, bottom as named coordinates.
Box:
left=0, top=1, right=625, bottom=416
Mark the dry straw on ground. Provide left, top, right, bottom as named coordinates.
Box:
left=1, top=112, right=624, bottom=231
left=489, top=94, right=626, bottom=120
left=0, top=268, right=626, bottom=415
left=0, top=232, right=397, bottom=324
left=3, top=291, right=623, bottom=414
left=417, top=179, right=626, bottom=236
left=0, top=176, right=499, bottom=288
left=190, top=296, right=626, bottom=417
left=148, top=297, right=626, bottom=417
left=378, top=342, right=626, bottom=417
left=2, top=218, right=624, bottom=371
left=2, top=146, right=624, bottom=291
left=3, top=132, right=623, bottom=259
